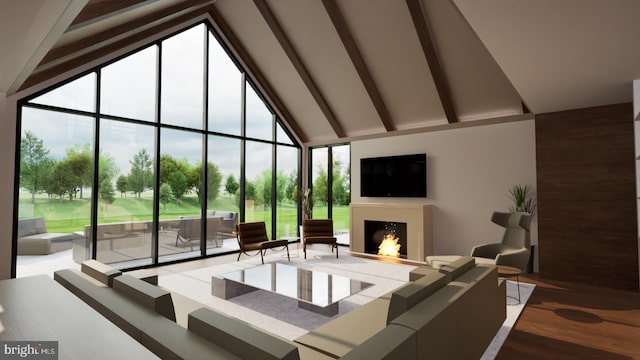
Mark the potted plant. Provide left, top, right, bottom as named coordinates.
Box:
left=508, top=184, right=537, bottom=218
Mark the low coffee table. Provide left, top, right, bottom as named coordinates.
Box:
left=212, top=262, right=372, bottom=316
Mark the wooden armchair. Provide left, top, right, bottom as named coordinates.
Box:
left=236, top=222, right=289, bottom=264
left=302, top=219, right=338, bottom=259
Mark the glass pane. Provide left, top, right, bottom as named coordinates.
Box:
left=207, top=135, right=241, bottom=254
left=311, top=147, right=328, bottom=219
left=276, top=145, right=298, bottom=239
left=245, top=82, right=273, bottom=141
left=331, top=145, right=350, bottom=244
left=276, top=121, right=294, bottom=145
left=29, top=73, right=96, bottom=112
left=161, top=25, right=205, bottom=129
left=97, top=120, right=154, bottom=267
left=208, top=32, right=241, bottom=136
left=101, top=46, right=157, bottom=121
left=245, top=141, right=272, bottom=237
left=159, top=128, right=203, bottom=262
left=17, top=107, right=94, bottom=277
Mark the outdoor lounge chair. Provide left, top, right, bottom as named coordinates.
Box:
left=175, top=217, right=222, bottom=250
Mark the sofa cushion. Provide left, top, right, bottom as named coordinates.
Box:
left=408, top=266, right=440, bottom=281
left=188, top=307, right=300, bottom=360
left=387, top=271, right=450, bottom=324
left=81, top=260, right=122, bottom=287
left=113, top=275, right=176, bottom=321
left=295, top=292, right=393, bottom=358
left=140, top=321, right=241, bottom=360
left=340, top=324, right=417, bottom=360
left=438, top=256, right=475, bottom=280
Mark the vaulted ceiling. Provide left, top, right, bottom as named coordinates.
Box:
left=2, top=0, right=640, bottom=145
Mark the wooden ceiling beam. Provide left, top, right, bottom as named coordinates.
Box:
left=208, top=6, right=307, bottom=143
left=68, top=0, right=148, bottom=29
left=253, top=0, right=347, bottom=138
left=39, top=0, right=212, bottom=70
left=322, top=0, right=395, bottom=132
left=20, top=4, right=212, bottom=91
left=406, top=0, right=458, bottom=123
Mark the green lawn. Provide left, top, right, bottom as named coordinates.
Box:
left=18, top=192, right=350, bottom=239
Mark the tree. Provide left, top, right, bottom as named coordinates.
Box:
left=254, top=169, right=272, bottom=208
left=285, top=170, right=298, bottom=203
left=116, top=175, right=128, bottom=197
left=332, top=160, right=349, bottom=205
left=64, top=151, right=92, bottom=199
left=275, top=170, right=287, bottom=205
left=159, top=183, right=173, bottom=210
left=224, top=175, right=239, bottom=196
left=187, top=162, right=223, bottom=202
left=312, top=166, right=328, bottom=205
left=98, top=151, right=119, bottom=191
left=99, top=179, right=116, bottom=211
left=48, top=159, right=80, bottom=202
left=167, top=170, right=188, bottom=203
left=20, top=131, right=51, bottom=204
left=159, top=154, right=180, bottom=186
left=128, top=149, right=153, bottom=198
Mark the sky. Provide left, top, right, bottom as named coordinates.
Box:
left=22, top=23, right=298, bottom=183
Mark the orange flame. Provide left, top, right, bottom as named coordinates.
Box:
left=378, top=234, right=401, bottom=257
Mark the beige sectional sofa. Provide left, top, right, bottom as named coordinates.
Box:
left=54, top=262, right=299, bottom=360
left=296, top=256, right=506, bottom=359
left=55, top=256, right=505, bottom=359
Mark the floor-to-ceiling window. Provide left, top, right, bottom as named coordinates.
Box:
left=14, top=21, right=300, bottom=276
left=309, top=145, right=350, bottom=244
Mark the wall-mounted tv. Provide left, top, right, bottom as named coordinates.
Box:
left=360, top=153, right=427, bottom=197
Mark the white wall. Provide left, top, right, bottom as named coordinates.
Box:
left=0, top=93, right=15, bottom=279
left=351, top=119, right=537, bottom=264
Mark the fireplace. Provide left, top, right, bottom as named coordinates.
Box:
left=350, top=203, right=433, bottom=262
left=364, top=221, right=407, bottom=258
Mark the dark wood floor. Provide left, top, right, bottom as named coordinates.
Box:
left=497, top=274, right=640, bottom=360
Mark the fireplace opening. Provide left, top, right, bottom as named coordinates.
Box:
left=364, top=220, right=407, bottom=258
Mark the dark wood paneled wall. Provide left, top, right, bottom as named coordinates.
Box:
left=536, top=103, right=638, bottom=291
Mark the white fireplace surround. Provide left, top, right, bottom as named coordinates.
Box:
left=350, top=203, right=433, bottom=262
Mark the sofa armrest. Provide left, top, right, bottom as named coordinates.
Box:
left=470, top=243, right=502, bottom=259
left=113, top=275, right=176, bottom=321
left=387, top=271, right=450, bottom=324
left=438, top=256, right=475, bottom=280
left=81, top=260, right=122, bottom=287
left=494, top=247, right=530, bottom=270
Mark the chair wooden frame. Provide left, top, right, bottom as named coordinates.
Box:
left=302, top=219, right=338, bottom=259
left=236, top=222, right=290, bottom=264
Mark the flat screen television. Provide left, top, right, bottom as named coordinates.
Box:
left=360, top=153, right=427, bottom=197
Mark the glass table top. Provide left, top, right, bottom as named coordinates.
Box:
left=217, top=262, right=373, bottom=307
